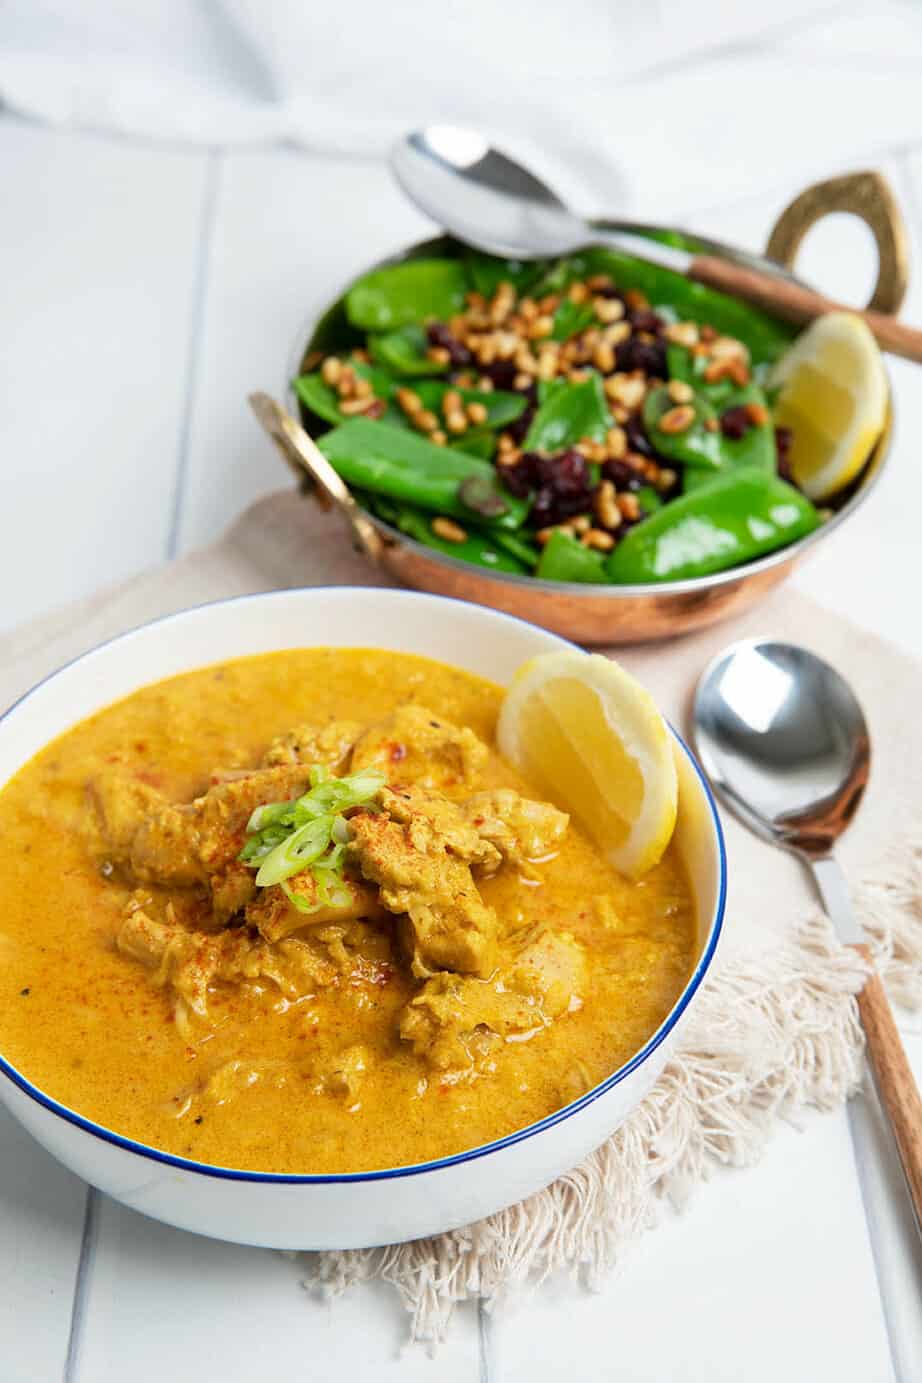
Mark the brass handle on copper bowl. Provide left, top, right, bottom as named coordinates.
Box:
left=765, top=169, right=909, bottom=316
left=248, top=392, right=384, bottom=564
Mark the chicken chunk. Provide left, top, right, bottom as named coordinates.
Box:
left=117, top=904, right=338, bottom=1028
left=129, top=800, right=204, bottom=886
left=463, top=790, right=568, bottom=875
left=87, top=774, right=164, bottom=857
left=351, top=704, right=488, bottom=790
left=90, top=763, right=311, bottom=914
left=348, top=793, right=498, bottom=978
left=382, top=786, right=500, bottom=871
left=399, top=928, right=586, bottom=1071
left=505, top=928, right=586, bottom=1019
left=399, top=972, right=537, bottom=1070
left=189, top=764, right=310, bottom=875
left=245, top=871, right=385, bottom=942
left=316, top=1044, right=370, bottom=1100
left=210, top=861, right=258, bottom=926
left=262, top=720, right=362, bottom=770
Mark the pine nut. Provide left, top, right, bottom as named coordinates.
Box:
left=594, top=480, right=621, bottom=530
left=582, top=528, right=615, bottom=551
left=667, top=379, right=694, bottom=404
left=432, top=517, right=467, bottom=543
left=658, top=405, right=695, bottom=434
left=606, top=426, right=627, bottom=460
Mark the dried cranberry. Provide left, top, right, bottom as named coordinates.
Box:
left=518, top=446, right=594, bottom=527
left=506, top=404, right=535, bottom=445
left=479, top=359, right=518, bottom=390
left=624, top=416, right=654, bottom=458
left=615, top=337, right=667, bottom=376
left=605, top=460, right=643, bottom=491
left=530, top=487, right=557, bottom=527
left=775, top=426, right=794, bottom=482
left=425, top=322, right=472, bottom=368
left=551, top=448, right=590, bottom=495
left=720, top=405, right=752, bottom=440
left=593, top=283, right=626, bottom=302
left=501, top=457, right=535, bottom=498
left=628, top=308, right=663, bottom=334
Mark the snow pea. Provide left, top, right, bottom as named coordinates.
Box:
left=643, top=386, right=722, bottom=469
left=295, top=370, right=521, bottom=442
left=683, top=383, right=777, bottom=493
left=294, top=363, right=402, bottom=427
left=388, top=505, right=528, bottom=574
left=449, top=429, right=496, bottom=460
left=413, top=381, right=526, bottom=429
left=537, top=377, right=568, bottom=405
left=666, top=343, right=727, bottom=402
left=538, top=249, right=795, bottom=365
left=535, top=529, right=608, bottom=583
left=464, top=252, right=543, bottom=299
left=605, top=468, right=820, bottom=584
left=318, top=419, right=529, bottom=529
left=490, top=528, right=540, bottom=568
left=666, top=343, right=747, bottom=408
left=346, top=259, right=468, bottom=331
left=551, top=298, right=596, bottom=341
left=636, top=485, right=664, bottom=514
left=369, top=325, right=447, bottom=376
left=524, top=375, right=611, bottom=452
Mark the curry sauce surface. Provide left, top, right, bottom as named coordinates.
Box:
left=0, top=649, right=695, bottom=1172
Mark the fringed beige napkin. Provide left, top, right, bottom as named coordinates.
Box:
left=4, top=492, right=921, bottom=1341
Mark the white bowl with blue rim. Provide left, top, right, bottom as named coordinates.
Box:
left=0, top=588, right=725, bottom=1249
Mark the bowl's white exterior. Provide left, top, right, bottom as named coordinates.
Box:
left=0, top=589, right=725, bottom=1250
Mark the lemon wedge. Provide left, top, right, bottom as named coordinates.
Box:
left=769, top=311, right=887, bottom=501
left=496, top=650, right=677, bottom=878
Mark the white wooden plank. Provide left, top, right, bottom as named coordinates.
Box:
left=493, top=1108, right=895, bottom=1383
left=0, top=1104, right=87, bottom=1382
left=76, top=1196, right=480, bottom=1383
left=175, top=147, right=434, bottom=554
left=0, top=119, right=208, bottom=635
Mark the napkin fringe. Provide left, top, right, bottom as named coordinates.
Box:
left=300, top=846, right=922, bottom=1345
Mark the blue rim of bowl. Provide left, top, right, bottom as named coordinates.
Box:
left=0, top=587, right=727, bottom=1185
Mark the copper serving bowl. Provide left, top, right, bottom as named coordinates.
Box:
left=273, top=172, right=903, bottom=645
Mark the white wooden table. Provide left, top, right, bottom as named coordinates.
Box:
left=3, top=12, right=922, bottom=1377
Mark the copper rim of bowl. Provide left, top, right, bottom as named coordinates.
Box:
left=285, top=230, right=892, bottom=604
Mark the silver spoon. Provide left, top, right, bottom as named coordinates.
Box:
left=390, top=125, right=922, bottom=363
left=693, top=638, right=922, bottom=1243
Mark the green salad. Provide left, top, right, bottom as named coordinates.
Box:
left=293, top=244, right=827, bottom=585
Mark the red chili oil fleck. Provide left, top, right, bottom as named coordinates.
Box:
left=389, top=741, right=407, bottom=762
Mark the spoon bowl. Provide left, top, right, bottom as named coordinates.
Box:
left=390, top=126, right=588, bottom=259
left=693, top=639, right=870, bottom=857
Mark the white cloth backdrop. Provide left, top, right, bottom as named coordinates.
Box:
left=1, top=0, right=920, bottom=217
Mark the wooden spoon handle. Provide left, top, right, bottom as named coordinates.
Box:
left=689, top=254, right=922, bottom=363
left=852, top=942, right=922, bottom=1231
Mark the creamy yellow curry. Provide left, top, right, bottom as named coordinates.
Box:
left=0, top=649, right=695, bottom=1173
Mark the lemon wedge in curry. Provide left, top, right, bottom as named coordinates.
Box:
left=497, top=650, right=677, bottom=878
left=769, top=311, right=887, bottom=502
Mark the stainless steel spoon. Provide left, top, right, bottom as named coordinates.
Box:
left=693, top=638, right=922, bottom=1242
left=390, top=125, right=922, bottom=362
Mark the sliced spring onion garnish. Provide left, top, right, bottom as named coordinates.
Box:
left=239, top=765, right=384, bottom=900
